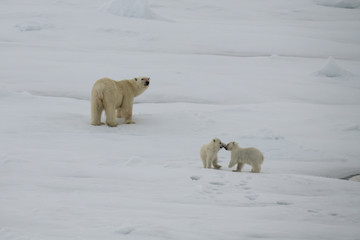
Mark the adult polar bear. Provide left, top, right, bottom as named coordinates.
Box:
left=91, top=77, right=150, bottom=127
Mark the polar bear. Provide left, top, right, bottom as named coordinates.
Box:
left=225, top=142, right=264, bottom=173
left=200, top=138, right=226, bottom=169
left=91, top=77, right=150, bottom=127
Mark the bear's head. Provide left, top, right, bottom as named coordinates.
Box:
left=134, top=77, right=150, bottom=89
left=212, top=138, right=227, bottom=150
left=225, top=141, right=238, bottom=151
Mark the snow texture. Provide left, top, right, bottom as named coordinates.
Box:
left=105, top=0, right=155, bottom=19
left=1, top=0, right=360, bottom=240
left=316, top=0, right=360, bottom=8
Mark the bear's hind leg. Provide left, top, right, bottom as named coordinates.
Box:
left=104, top=104, right=118, bottom=127
left=201, top=156, right=206, bottom=168
left=251, top=166, right=261, bottom=173
left=91, top=98, right=104, bottom=126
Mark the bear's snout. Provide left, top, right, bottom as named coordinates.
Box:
left=145, top=80, right=150, bottom=86
left=220, top=143, right=227, bottom=150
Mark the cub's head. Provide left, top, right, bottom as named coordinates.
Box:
left=225, top=141, right=238, bottom=151
left=212, top=138, right=227, bottom=150
left=134, top=77, right=150, bottom=88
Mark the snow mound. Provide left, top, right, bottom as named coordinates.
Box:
left=105, top=0, right=154, bottom=19
left=314, top=56, right=353, bottom=78
left=315, top=0, right=360, bottom=9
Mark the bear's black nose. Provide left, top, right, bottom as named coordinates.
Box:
left=145, top=81, right=150, bottom=86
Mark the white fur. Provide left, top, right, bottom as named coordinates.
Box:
left=200, top=138, right=226, bottom=169
left=226, top=142, right=264, bottom=173
left=91, top=77, right=150, bottom=127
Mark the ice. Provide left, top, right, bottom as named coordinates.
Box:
left=1, top=1, right=360, bottom=240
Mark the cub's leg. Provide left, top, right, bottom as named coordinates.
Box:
left=206, top=156, right=214, bottom=168
left=212, top=157, right=222, bottom=169
left=251, top=165, right=261, bottom=173
left=201, top=155, right=206, bottom=168
left=233, top=162, right=244, bottom=172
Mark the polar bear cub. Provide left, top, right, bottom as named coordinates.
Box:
left=91, top=77, right=150, bottom=127
left=225, top=142, right=264, bottom=173
left=200, top=138, right=227, bottom=169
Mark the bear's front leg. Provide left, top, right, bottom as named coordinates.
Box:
left=123, top=99, right=135, bottom=124
left=233, top=163, right=244, bottom=172
left=117, top=109, right=134, bottom=124
left=125, top=116, right=135, bottom=124
left=117, top=109, right=123, bottom=118
left=212, top=157, right=222, bottom=169
left=206, top=157, right=213, bottom=168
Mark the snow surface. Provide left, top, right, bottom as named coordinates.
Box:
left=1, top=0, right=360, bottom=239
left=105, top=0, right=155, bottom=19
left=316, top=0, right=360, bottom=9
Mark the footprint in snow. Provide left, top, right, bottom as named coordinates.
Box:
left=115, top=226, right=136, bottom=235
left=245, top=194, right=258, bottom=201
left=209, top=181, right=225, bottom=186
left=190, top=176, right=201, bottom=181
left=276, top=201, right=292, bottom=206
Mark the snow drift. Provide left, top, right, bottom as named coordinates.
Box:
left=315, top=0, right=360, bottom=8
left=314, top=56, right=353, bottom=78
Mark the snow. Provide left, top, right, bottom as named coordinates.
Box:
left=1, top=0, right=360, bottom=239
left=315, top=56, right=354, bottom=78
left=316, top=0, right=360, bottom=9
left=105, top=0, right=155, bottom=19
